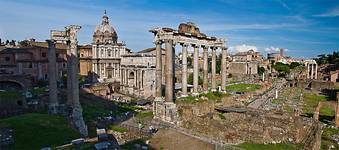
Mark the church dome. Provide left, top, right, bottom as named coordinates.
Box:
left=93, top=11, right=118, bottom=44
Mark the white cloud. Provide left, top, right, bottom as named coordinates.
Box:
left=229, top=44, right=257, bottom=53
left=265, top=46, right=289, bottom=53
left=314, top=6, right=339, bottom=17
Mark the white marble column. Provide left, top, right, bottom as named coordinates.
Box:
left=193, top=44, right=199, bottom=95
left=315, top=64, right=318, bottom=79
left=181, top=43, right=188, bottom=97
left=211, top=47, right=217, bottom=92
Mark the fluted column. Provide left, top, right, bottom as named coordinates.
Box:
left=47, top=39, right=58, bottom=114
left=155, top=41, right=163, bottom=98
left=181, top=43, right=188, bottom=97
left=165, top=39, right=174, bottom=102
left=221, top=47, right=227, bottom=92
left=211, top=47, right=217, bottom=92
left=202, top=46, right=209, bottom=92
left=193, top=44, right=199, bottom=95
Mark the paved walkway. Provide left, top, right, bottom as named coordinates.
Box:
left=247, top=78, right=287, bottom=109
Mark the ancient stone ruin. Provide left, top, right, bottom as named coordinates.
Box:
left=48, top=25, right=88, bottom=136
left=150, top=22, right=227, bottom=124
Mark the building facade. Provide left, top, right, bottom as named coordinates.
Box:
left=90, top=12, right=129, bottom=82
left=0, top=41, right=67, bottom=82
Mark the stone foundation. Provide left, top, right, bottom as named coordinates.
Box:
left=153, top=98, right=179, bottom=125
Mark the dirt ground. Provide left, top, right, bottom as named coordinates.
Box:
left=149, top=129, right=215, bottom=150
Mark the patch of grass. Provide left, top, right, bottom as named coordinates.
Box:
left=0, top=113, right=81, bottom=150
left=135, top=111, right=153, bottom=120
left=200, top=92, right=230, bottom=102
left=121, top=138, right=151, bottom=150
left=82, top=103, right=111, bottom=122
left=218, top=113, right=225, bottom=120
left=177, top=92, right=230, bottom=104
left=109, top=125, right=128, bottom=133
left=236, top=143, right=298, bottom=150
left=271, top=99, right=280, bottom=104
left=302, top=93, right=327, bottom=114
left=226, top=84, right=260, bottom=92
left=0, top=91, right=21, bottom=102
left=319, top=106, right=335, bottom=117
left=321, top=127, right=339, bottom=150
left=30, top=87, right=47, bottom=95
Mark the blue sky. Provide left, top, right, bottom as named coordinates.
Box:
left=0, top=0, right=338, bottom=58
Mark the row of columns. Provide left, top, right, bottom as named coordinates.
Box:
left=306, top=63, right=318, bottom=80
left=93, top=45, right=120, bottom=58
left=92, top=62, right=120, bottom=78
left=155, top=39, right=227, bottom=102
left=121, top=68, right=145, bottom=90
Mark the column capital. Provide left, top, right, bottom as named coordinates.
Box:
left=201, top=45, right=209, bottom=49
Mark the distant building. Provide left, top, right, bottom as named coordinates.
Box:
left=232, top=49, right=263, bottom=62
left=227, top=50, right=261, bottom=75
left=0, top=41, right=67, bottom=82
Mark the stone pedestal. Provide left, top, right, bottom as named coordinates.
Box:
left=70, top=106, right=88, bottom=137
left=153, top=99, right=178, bottom=124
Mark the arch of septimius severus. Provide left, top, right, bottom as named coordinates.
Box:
left=150, top=22, right=227, bottom=123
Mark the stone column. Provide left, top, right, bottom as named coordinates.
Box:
left=307, top=63, right=310, bottom=79
left=155, top=40, right=163, bottom=99
left=193, top=44, right=199, bottom=95
left=211, top=47, right=217, bottom=92
left=315, top=64, right=318, bottom=79
left=47, top=40, right=58, bottom=114
left=335, top=92, right=339, bottom=127
left=202, top=46, right=209, bottom=92
left=165, top=39, right=174, bottom=102
left=311, top=64, right=314, bottom=79
left=221, top=47, right=227, bottom=92
left=313, top=102, right=321, bottom=120
left=181, top=43, right=188, bottom=97
left=65, top=25, right=88, bottom=137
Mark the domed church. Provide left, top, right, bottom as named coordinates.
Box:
left=91, top=11, right=129, bottom=82
left=79, top=11, right=158, bottom=99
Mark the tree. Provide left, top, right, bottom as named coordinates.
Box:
left=289, top=62, right=301, bottom=69
left=272, top=62, right=290, bottom=76
left=257, top=66, right=265, bottom=75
